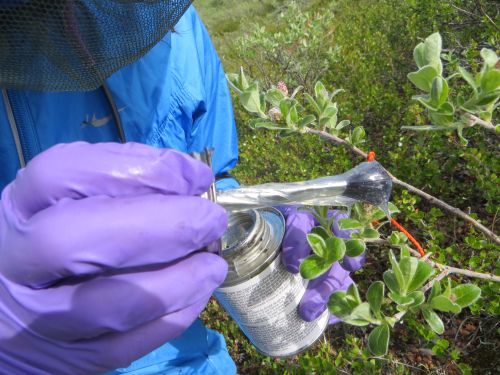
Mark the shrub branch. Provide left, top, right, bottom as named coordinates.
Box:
left=466, top=114, right=497, bottom=132
left=371, top=238, right=500, bottom=282
left=304, top=127, right=500, bottom=245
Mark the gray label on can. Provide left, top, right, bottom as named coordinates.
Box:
left=215, top=253, right=329, bottom=357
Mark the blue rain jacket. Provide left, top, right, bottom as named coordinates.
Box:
left=0, top=5, right=238, bottom=375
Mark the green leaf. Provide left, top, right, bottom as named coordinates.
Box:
left=343, top=318, right=371, bottom=327
left=361, top=228, right=380, bottom=239
left=456, top=126, right=468, bottom=146
left=383, top=270, right=401, bottom=294
left=350, top=302, right=373, bottom=322
left=413, top=42, right=426, bottom=68
left=430, top=76, right=449, bottom=107
left=458, top=66, right=478, bottom=91
left=476, top=89, right=500, bottom=106
left=407, top=260, right=435, bottom=292
left=430, top=295, right=461, bottom=314
left=304, top=93, right=321, bottom=115
left=300, top=255, right=331, bottom=279
left=345, top=283, right=362, bottom=308
left=298, top=114, right=316, bottom=128
left=480, top=48, right=498, bottom=68
left=345, top=239, right=366, bottom=257
left=324, top=236, right=346, bottom=263
left=399, top=245, right=411, bottom=258
left=389, top=232, right=401, bottom=245
left=429, top=110, right=455, bottom=127
left=338, top=218, right=363, bottom=230
left=327, top=291, right=352, bottom=318
left=238, top=66, right=250, bottom=90
left=240, top=83, right=263, bottom=115
left=351, top=126, right=366, bottom=145
left=388, top=292, right=414, bottom=307
left=286, top=102, right=299, bottom=126
left=443, top=278, right=452, bottom=298
left=265, top=88, right=286, bottom=107
left=252, top=121, right=289, bottom=131
left=368, top=324, right=390, bottom=356
left=389, top=251, right=405, bottom=290
left=314, top=81, right=327, bottom=98
left=407, top=291, right=425, bottom=308
left=423, top=32, right=443, bottom=73
left=371, top=202, right=400, bottom=221
left=226, top=73, right=243, bottom=94
left=399, top=256, right=418, bottom=292
left=323, top=105, right=338, bottom=119
left=429, top=280, right=442, bottom=301
left=422, top=307, right=444, bottom=334
left=480, top=69, right=500, bottom=93
left=290, top=85, right=303, bottom=99
left=413, top=94, right=438, bottom=111
left=306, top=233, right=326, bottom=258
left=408, top=65, right=439, bottom=92
left=451, top=284, right=481, bottom=307
left=367, top=281, right=384, bottom=315
left=336, top=119, right=351, bottom=130
left=310, top=226, right=330, bottom=240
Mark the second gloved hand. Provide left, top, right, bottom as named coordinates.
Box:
left=280, top=206, right=365, bottom=324
left=0, top=142, right=228, bottom=374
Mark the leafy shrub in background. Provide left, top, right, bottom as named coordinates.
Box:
left=404, top=32, right=499, bottom=143
left=234, top=1, right=338, bottom=91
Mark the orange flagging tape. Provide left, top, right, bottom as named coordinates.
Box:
left=367, top=151, right=426, bottom=257
left=390, top=218, right=426, bottom=257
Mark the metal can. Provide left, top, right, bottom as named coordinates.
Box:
left=214, top=207, right=329, bottom=357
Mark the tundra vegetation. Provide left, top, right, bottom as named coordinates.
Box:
left=198, top=1, right=499, bottom=373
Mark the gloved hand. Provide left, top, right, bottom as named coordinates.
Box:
left=0, top=142, right=228, bottom=375
left=280, top=207, right=365, bottom=324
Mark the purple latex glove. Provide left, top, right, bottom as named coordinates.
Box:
left=280, top=207, right=365, bottom=323
left=0, top=142, right=228, bottom=374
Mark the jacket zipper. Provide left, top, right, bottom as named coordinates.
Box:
left=3, top=90, right=40, bottom=164
left=2, top=89, right=25, bottom=167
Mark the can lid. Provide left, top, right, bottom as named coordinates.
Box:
left=221, top=207, right=285, bottom=285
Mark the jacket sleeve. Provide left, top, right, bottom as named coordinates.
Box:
left=169, top=6, right=239, bottom=190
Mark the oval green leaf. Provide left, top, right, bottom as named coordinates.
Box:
left=306, top=233, right=326, bottom=258
left=408, top=65, right=439, bottom=92
left=389, top=250, right=405, bottom=290
left=310, top=226, right=330, bottom=240
left=325, top=236, right=346, bottom=263
left=368, top=324, right=390, bottom=356
left=327, top=290, right=352, bottom=319
left=361, top=228, right=380, bottom=239
left=345, top=239, right=366, bottom=257
left=422, top=308, right=444, bottom=334
left=430, top=295, right=461, bottom=314
left=338, top=218, right=363, bottom=230
left=406, top=260, right=435, bottom=292
left=367, top=281, right=384, bottom=315
left=407, top=291, right=425, bottom=308
left=388, top=292, right=414, bottom=307
left=430, top=76, right=449, bottom=107
left=345, top=283, right=362, bottom=308
left=383, top=270, right=401, bottom=294
left=299, top=255, right=331, bottom=279
left=451, top=284, right=481, bottom=308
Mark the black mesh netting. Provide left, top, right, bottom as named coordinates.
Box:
left=0, top=0, right=192, bottom=91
